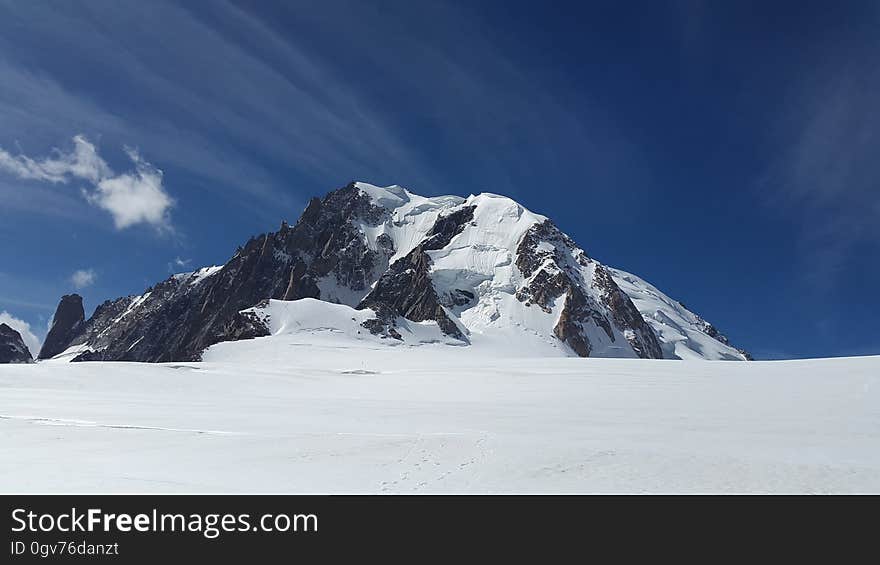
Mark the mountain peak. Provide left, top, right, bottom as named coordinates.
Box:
left=353, top=181, right=411, bottom=209
left=0, top=323, right=34, bottom=364
left=38, top=182, right=749, bottom=362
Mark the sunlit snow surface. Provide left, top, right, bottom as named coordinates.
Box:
left=1, top=328, right=878, bottom=492
left=7, top=184, right=875, bottom=492
left=350, top=182, right=748, bottom=360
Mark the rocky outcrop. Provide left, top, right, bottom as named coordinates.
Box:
left=593, top=265, right=663, bottom=359
left=0, top=323, right=33, bottom=363
left=357, top=206, right=475, bottom=342
left=38, top=294, right=84, bottom=359
left=515, top=220, right=662, bottom=359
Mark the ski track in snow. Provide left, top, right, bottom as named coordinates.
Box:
left=0, top=414, right=240, bottom=435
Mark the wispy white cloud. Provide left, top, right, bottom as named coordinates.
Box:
left=0, top=137, right=85, bottom=183
left=763, top=62, right=880, bottom=286
left=0, top=2, right=427, bottom=202
left=0, top=64, right=296, bottom=225
left=0, top=1, right=630, bottom=213
left=0, top=136, right=174, bottom=231
left=70, top=268, right=97, bottom=289
left=167, top=257, right=192, bottom=272
left=0, top=134, right=110, bottom=183
left=0, top=310, right=40, bottom=357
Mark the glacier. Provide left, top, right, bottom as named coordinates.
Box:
left=1, top=348, right=877, bottom=493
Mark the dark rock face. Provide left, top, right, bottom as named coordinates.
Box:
left=592, top=265, right=663, bottom=359
left=551, top=288, right=594, bottom=357
left=0, top=323, right=33, bottom=364
left=515, top=220, right=663, bottom=359
left=220, top=309, right=272, bottom=343
left=49, top=183, right=395, bottom=362
left=38, top=294, right=84, bottom=359
left=357, top=206, right=475, bottom=342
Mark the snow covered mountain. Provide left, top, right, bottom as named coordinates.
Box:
left=41, top=182, right=750, bottom=362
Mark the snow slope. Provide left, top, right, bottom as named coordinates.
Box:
left=610, top=268, right=749, bottom=361
left=233, top=298, right=464, bottom=352
left=1, top=351, right=878, bottom=493
left=354, top=182, right=467, bottom=264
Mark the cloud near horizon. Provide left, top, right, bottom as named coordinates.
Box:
left=0, top=135, right=173, bottom=231
left=0, top=310, right=41, bottom=357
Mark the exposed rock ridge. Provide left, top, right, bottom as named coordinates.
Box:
left=514, top=220, right=662, bottom=358
left=50, top=183, right=395, bottom=362
left=357, top=206, right=476, bottom=341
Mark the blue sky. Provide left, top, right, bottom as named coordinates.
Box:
left=0, top=0, right=878, bottom=359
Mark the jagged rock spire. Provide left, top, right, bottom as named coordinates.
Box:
left=38, top=294, right=84, bottom=359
